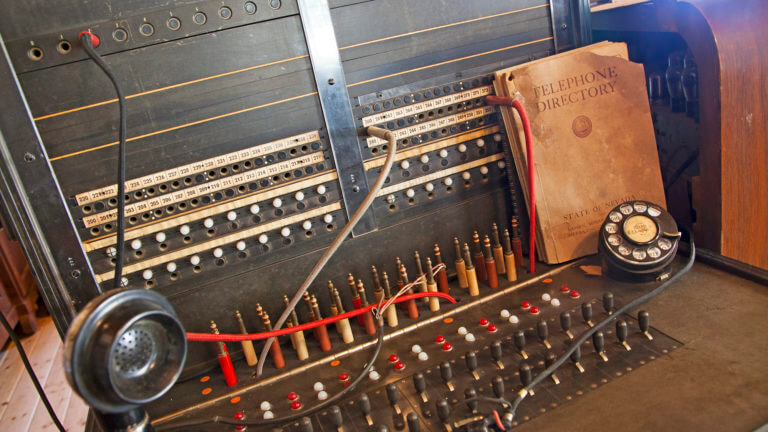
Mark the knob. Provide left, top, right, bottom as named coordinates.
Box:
left=440, top=361, right=453, bottom=382
left=413, top=373, right=426, bottom=393
left=638, top=310, right=653, bottom=340
left=386, top=383, right=399, bottom=406
left=519, top=363, right=533, bottom=387
left=491, top=375, right=504, bottom=398
left=465, top=351, right=478, bottom=373
left=603, top=292, right=614, bottom=314
left=436, top=398, right=451, bottom=423
left=359, top=393, right=372, bottom=415
left=407, top=412, right=420, bottom=432
left=299, top=417, right=313, bottom=432
left=465, top=388, right=478, bottom=412
left=329, top=405, right=343, bottom=427
left=581, top=302, right=593, bottom=326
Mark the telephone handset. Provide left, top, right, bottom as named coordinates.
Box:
left=598, top=201, right=681, bottom=282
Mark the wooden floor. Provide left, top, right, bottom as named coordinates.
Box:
left=0, top=316, right=89, bottom=431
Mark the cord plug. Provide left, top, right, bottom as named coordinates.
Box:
left=78, top=30, right=100, bottom=47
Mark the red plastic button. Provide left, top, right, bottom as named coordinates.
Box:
left=287, top=392, right=298, bottom=401
left=435, top=335, right=445, bottom=343
left=291, top=401, right=302, bottom=410
left=530, top=306, right=540, bottom=314
left=442, top=342, right=453, bottom=351
left=343, top=380, right=351, bottom=387
left=560, top=285, right=570, bottom=293
left=521, top=301, right=531, bottom=309
left=569, top=290, right=580, bottom=298
left=394, top=361, right=406, bottom=370
left=338, top=372, right=349, bottom=381
left=479, top=318, right=489, bottom=326
left=487, top=324, right=498, bottom=332
left=234, top=412, right=245, bottom=420
left=388, top=354, right=399, bottom=363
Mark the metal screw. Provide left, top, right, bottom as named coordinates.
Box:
left=23, top=152, right=35, bottom=162
left=71, top=269, right=81, bottom=278
left=561, top=23, right=568, bottom=30
left=328, top=77, right=335, bottom=85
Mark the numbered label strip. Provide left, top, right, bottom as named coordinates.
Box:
left=94, top=202, right=343, bottom=283
left=83, top=152, right=325, bottom=228
left=75, top=131, right=320, bottom=205
left=365, top=106, right=496, bottom=147
left=361, top=86, right=492, bottom=127
left=83, top=171, right=339, bottom=252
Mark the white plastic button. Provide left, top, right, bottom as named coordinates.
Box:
left=479, top=166, right=489, bottom=175
left=260, top=401, right=272, bottom=411
left=465, top=333, right=476, bottom=343
left=281, top=227, right=291, bottom=237
left=405, top=188, right=415, bottom=198
left=418, top=352, right=429, bottom=361
left=420, top=154, right=429, bottom=164
left=316, top=185, right=327, bottom=194
left=203, top=218, right=214, bottom=228
left=249, top=204, right=260, bottom=215
left=236, top=241, right=246, bottom=251
left=213, top=248, right=223, bottom=258
left=461, top=172, right=471, bottom=180
left=130, top=239, right=142, bottom=250
left=498, top=160, right=506, bottom=169
left=263, top=411, right=274, bottom=420
left=400, top=160, right=410, bottom=170
left=368, top=370, right=381, bottom=381
left=439, top=149, right=449, bottom=158
left=258, top=234, right=268, bottom=244
left=493, top=133, right=503, bottom=142
left=551, top=298, right=561, bottom=307
left=425, top=182, right=434, bottom=192
left=166, top=262, right=177, bottom=273
left=142, top=269, right=153, bottom=280
left=443, top=177, right=453, bottom=186
left=542, top=293, right=552, bottom=302
left=323, top=214, right=333, bottom=224
left=179, top=224, right=190, bottom=235
left=272, top=198, right=282, bottom=208
left=105, top=247, right=117, bottom=257
left=302, top=220, right=312, bottom=230
left=500, top=309, right=511, bottom=319
left=411, top=344, right=422, bottom=354
left=457, top=326, right=468, bottom=336
left=458, top=144, right=467, bottom=153
left=227, top=211, right=237, bottom=221
left=476, top=138, right=485, bottom=148
left=509, top=315, right=520, bottom=324
left=189, top=255, right=200, bottom=266
left=317, top=391, right=328, bottom=401
left=313, top=382, right=324, bottom=392
left=294, top=191, right=305, bottom=201
left=155, top=232, right=166, bottom=243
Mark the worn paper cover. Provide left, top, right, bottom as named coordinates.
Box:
left=494, top=42, right=666, bottom=264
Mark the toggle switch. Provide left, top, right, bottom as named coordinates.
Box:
left=514, top=330, right=528, bottom=360
left=440, top=361, right=455, bottom=392
left=519, top=363, right=534, bottom=396
left=299, top=417, right=313, bottom=432
left=465, top=351, right=480, bottom=380
left=569, top=341, right=585, bottom=373
left=436, top=398, right=451, bottom=426
left=560, top=312, right=574, bottom=340
left=581, top=302, right=594, bottom=327
left=407, top=412, right=420, bottom=432
left=616, top=319, right=631, bottom=351
left=593, top=331, right=608, bottom=362
left=603, top=292, right=614, bottom=315
left=490, top=341, right=504, bottom=370
left=638, top=310, right=653, bottom=340
left=492, top=375, right=505, bottom=398
left=537, top=319, right=552, bottom=349
left=329, top=405, right=344, bottom=431
left=413, top=373, right=428, bottom=403
left=386, top=383, right=402, bottom=415
left=465, top=388, right=478, bottom=413
left=545, top=352, right=560, bottom=385
left=359, top=393, right=373, bottom=426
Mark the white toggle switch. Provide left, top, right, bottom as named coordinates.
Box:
left=258, top=234, right=268, bottom=244
left=316, top=185, right=327, bottom=194
left=294, top=191, right=305, bottom=201
left=203, top=218, right=214, bottom=228
left=281, top=227, right=291, bottom=237
left=249, top=204, right=260, bottom=215
left=420, top=154, right=429, bottom=164
left=166, top=262, right=177, bottom=273
left=302, top=220, right=312, bottom=230
left=476, top=138, right=485, bottom=148
left=400, top=160, right=410, bottom=170
left=180, top=224, right=190, bottom=235
left=443, top=177, right=453, bottom=186
left=227, top=211, right=237, bottom=221
left=439, top=149, right=449, bottom=158
left=272, top=198, right=282, bottom=208
left=479, top=166, right=489, bottom=175
left=425, top=182, right=435, bottom=192
left=155, top=232, right=166, bottom=243
left=236, top=240, right=246, bottom=251
left=323, top=214, right=333, bottom=224
left=461, top=172, right=471, bottom=180
left=405, top=188, right=415, bottom=198
left=130, top=239, right=142, bottom=250
left=142, top=269, right=153, bottom=280
left=189, top=255, right=200, bottom=266
left=458, top=144, right=467, bottom=153
left=213, top=248, right=223, bottom=258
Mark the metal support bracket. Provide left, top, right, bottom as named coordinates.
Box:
left=298, top=0, right=376, bottom=236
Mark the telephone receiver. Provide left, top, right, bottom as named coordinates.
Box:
left=598, top=200, right=681, bottom=282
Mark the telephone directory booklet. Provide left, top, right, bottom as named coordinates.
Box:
left=494, top=42, right=666, bottom=264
